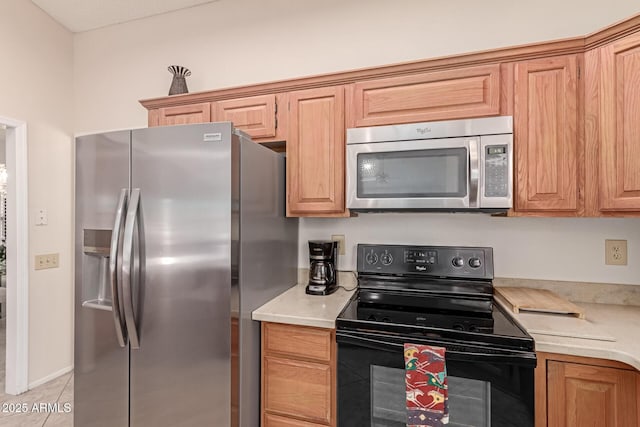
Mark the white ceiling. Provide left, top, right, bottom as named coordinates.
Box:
left=31, top=0, right=219, bottom=33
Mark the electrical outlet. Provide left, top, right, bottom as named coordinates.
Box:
left=331, top=234, right=346, bottom=256
left=605, top=240, right=627, bottom=266
left=35, top=253, right=60, bottom=270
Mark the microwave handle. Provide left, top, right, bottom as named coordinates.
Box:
left=468, top=138, right=480, bottom=208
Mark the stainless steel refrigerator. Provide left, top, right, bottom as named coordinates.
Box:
left=74, top=122, right=298, bottom=427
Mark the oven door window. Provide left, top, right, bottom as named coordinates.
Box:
left=371, top=366, right=491, bottom=427
left=338, top=339, right=534, bottom=427
left=356, top=148, right=467, bottom=199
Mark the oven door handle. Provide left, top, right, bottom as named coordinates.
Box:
left=336, top=331, right=537, bottom=367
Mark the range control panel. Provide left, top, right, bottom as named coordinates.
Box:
left=357, top=244, right=493, bottom=280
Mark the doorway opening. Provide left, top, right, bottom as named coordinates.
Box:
left=0, top=116, right=29, bottom=395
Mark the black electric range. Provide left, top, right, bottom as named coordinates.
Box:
left=335, top=244, right=536, bottom=427
left=336, top=244, right=533, bottom=352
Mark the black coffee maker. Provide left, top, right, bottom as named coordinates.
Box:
left=306, top=240, right=338, bottom=295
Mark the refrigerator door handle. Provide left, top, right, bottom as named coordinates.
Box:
left=109, top=188, right=128, bottom=347
left=122, top=188, right=141, bottom=349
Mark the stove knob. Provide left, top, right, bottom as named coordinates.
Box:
left=381, top=253, right=393, bottom=265
left=469, top=257, right=482, bottom=268
left=452, top=257, right=464, bottom=267
left=365, top=251, right=379, bottom=265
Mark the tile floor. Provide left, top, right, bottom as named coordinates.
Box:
left=0, top=323, right=73, bottom=426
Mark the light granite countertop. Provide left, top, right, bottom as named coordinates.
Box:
left=500, top=300, right=640, bottom=370
left=252, top=282, right=356, bottom=329
left=252, top=272, right=640, bottom=370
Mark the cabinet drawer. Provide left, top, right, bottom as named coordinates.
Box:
left=352, top=64, right=501, bottom=127
left=264, top=413, right=327, bottom=427
left=264, top=357, right=332, bottom=424
left=264, top=323, right=332, bottom=362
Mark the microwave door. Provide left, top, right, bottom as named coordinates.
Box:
left=347, top=137, right=474, bottom=210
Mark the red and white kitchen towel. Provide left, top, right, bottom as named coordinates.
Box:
left=404, top=343, right=449, bottom=427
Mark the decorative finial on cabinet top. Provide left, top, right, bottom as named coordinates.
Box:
left=168, top=65, right=191, bottom=96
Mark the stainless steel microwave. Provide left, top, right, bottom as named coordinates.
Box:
left=346, top=116, right=513, bottom=212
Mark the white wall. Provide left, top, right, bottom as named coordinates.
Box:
left=73, top=0, right=640, bottom=134
left=0, top=1, right=74, bottom=384
left=300, top=215, right=640, bottom=285
left=70, top=0, right=640, bottom=305
left=0, top=126, right=6, bottom=164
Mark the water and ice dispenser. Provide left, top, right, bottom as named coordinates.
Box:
left=81, top=229, right=114, bottom=311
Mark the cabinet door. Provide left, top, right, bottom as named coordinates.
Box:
left=287, top=87, right=345, bottom=216
left=155, top=103, right=211, bottom=126
left=599, top=32, right=640, bottom=211
left=264, top=356, right=332, bottom=425
left=547, top=361, right=638, bottom=427
left=351, top=64, right=500, bottom=127
left=214, top=94, right=282, bottom=141
left=514, top=55, right=579, bottom=212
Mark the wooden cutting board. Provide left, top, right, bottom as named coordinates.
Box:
left=495, top=287, right=585, bottom=319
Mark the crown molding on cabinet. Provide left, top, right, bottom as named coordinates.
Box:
left=584, top=11, right=640, bottom=49
left=140, top=13, right=640, bottom=111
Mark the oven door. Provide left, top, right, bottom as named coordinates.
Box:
left=337, top=330, right=535, bottom=427
left=346, top=137, right=480, bottom=210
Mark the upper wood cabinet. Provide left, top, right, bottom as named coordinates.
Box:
left=350, top=64, right=501, bottom=127
left=214, top=94, right=286, bottom=142
left=598, top=31, right=640, bottom=211
left=513, top=55, right=581, bottom=213
left=139, top=14, right=640, bottom=218
left=287, top=86, right=346, bottom=216
left=153, top=103, right=211, bottom=126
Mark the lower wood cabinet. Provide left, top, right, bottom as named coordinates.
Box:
left=261, top=322, right=336, bottom=427
left=537, top=352, right=640, bottom=427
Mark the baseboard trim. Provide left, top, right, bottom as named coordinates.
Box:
left=28, top=365, right=73, bottom=390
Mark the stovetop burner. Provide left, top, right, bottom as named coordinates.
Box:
left=336, top=244, right=534, bottom=352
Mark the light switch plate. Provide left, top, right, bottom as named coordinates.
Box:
left=35, top=208, right=48, bottom=226
left=35, top=253, right=59, bottom=270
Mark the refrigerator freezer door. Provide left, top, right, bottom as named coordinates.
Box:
left=75, top=131, right=130, bottom=427
left=129, top=123, right=233, bottom=427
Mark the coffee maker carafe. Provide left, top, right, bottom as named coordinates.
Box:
left=306, top=240, right=338, bottom=295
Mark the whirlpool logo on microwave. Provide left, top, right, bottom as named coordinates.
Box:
left=416, top=127, right=432, bottom=135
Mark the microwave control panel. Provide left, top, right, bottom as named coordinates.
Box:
left=484, top=144, right=509, bottom=197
